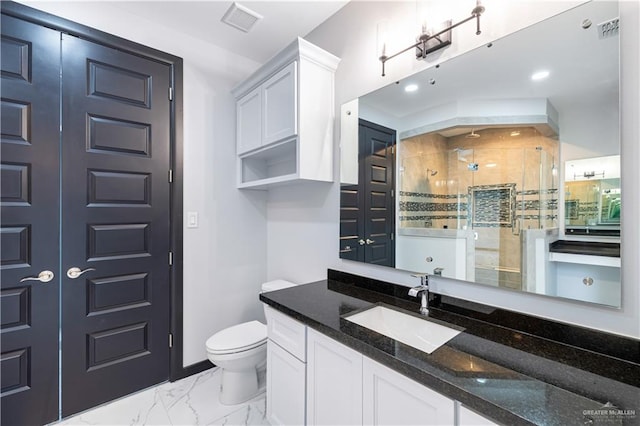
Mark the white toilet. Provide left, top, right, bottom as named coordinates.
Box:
left=205, top=280, right=297, bottom=405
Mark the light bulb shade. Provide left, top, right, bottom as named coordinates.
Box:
left=377, top=21, right=389, bottom=58
left=416, top=0, right=448, bottom=35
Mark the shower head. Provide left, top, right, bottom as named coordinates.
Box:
left=466, top=129, right=480, bottom=139
left=426, top=168, right=438, bottom=177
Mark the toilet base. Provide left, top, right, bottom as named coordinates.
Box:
left=219, top=367, right=259, bottom=405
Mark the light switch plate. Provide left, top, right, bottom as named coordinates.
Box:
left=187, top=211, right=198, bottom=228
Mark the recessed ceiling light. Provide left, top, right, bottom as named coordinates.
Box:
left=531, top=70, right=550, bottom=81
left=485, top=163, right=497, bottom=168
left=404, top=84, right=419, bottom=93
left=510, top=131, right=521, bottom=137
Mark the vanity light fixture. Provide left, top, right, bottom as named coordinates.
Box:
left=577, top=171, right=605, bottom=180
left=378, top=1, right=486, bottom=77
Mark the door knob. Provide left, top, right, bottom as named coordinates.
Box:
left=20, top=270, right=55, bottom=283
left=358, top=239, right=366, bottom=245
left=67, top=267, right=96, bottom=279
left=366, top=239, right=375, bottom=245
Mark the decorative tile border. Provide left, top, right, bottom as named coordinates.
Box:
left=400, top=201, right=467, bottom=212
left=399, top=191, right=464, bottom=199
left=399, top=188, right=558, bottom=227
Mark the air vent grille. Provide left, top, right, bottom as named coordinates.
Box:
left=221, top=2, right=263, bottom=33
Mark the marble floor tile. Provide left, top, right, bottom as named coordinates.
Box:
left=208, top=398, right=268, bottom=426
left=58, top=385, right=171, bottom=425
left=52, top=368, right=269, bottom=426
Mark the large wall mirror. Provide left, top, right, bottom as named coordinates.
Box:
left=339, top=1, right=621, bottom=307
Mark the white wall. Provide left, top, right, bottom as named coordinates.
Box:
left=18, top=1, right=269, bottom=366
left=268, top=0, right=640, bottom=338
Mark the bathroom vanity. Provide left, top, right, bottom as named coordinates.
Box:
left=260, top=270, right=639, bottom=425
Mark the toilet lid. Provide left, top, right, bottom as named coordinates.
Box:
left=206, top=321, right=267, bottom=354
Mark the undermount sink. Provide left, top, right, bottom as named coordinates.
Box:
left=343, top=305, right=462, bottom=354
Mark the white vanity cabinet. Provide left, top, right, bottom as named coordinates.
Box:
left=363, top=357, right=455, bottom=425
left=307, top=328, right=363, bottom=425
left=264, top=306, right=306, bottom=426
left=265, top=307, right=500, bottom=426
left=232, top=37, right=340, bottom=189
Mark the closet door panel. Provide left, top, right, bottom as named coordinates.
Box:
left=60, top=34, right=172, bottom=417
left=0, top=15, right=61, bottom=426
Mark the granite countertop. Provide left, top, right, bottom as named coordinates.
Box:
left=260, top=271, right=639, bottom=426
left=549, top=240, right=621, bottom=257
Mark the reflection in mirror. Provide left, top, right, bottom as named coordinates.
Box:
left=339, top=1, right=621, bottom=307
left=398, top=126, right=559, bottom=290
left=564, top=155, right=621, bottom=237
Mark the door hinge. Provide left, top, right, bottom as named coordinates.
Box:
left=169, top=251, right=173, bottom=265
left=169, top=333, right=173, bottom=348
left=391, top=189, right=394, bottom=197
left=168, top=86, right=173, bottom=101
left=391, top=233, right=394, bottom=241
left=168, top=169, right=173, bottom=183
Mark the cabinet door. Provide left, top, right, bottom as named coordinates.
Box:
left=262, top=61, right=297, bottom=146
left=363, top=357, right=455, bottom=425
left=307, top=328, right=362, bottom=425
left=458, top=405, right=498, bottom=426
left=237, top=87, right=262, bottom=155
left=266, top=340, right=306, bottom=426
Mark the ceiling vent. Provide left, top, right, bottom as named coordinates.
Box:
left=221, top=2, right=263, bottom=33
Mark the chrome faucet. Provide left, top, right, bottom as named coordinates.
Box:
left=409, top=273, right=430, bottom=315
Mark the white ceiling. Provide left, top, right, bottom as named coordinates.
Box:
left=111, top=1, right=349, bottom=64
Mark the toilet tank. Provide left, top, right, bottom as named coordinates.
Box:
left=261, top=279, right=297, bottom=318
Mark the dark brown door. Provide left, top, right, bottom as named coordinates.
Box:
left=361, top=120, right=395, bottom=267
left=60, top=34, right=172, bottom=417
left=1, top=15, right=61, bottom=426
left=339, top=120, right=396, bottom=267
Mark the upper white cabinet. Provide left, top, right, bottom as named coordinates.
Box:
left=236, top=86, right=262, bottom=154
left=232, top=37, right=340, bottom=189
left=262, top=62, right=297, bottom=146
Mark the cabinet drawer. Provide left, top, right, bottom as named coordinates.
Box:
left=265, top=305, right=306, bottom=361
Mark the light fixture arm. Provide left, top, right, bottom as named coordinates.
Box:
left=379, top=3, right=485, bottom=77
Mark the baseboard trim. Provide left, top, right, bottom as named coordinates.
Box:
left=171, top=360, right=214, bottom=382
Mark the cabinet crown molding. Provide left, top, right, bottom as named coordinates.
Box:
left=232, top=37, right=340, bottom=99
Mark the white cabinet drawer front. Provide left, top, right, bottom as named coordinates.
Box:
left=262, top=61, right=297, bottom=146
left=458, top=405, right=498, bottom=426
left=265, top=305, right=306, bottom=361
left=266, top=340, right=306, bottom=426
left=363, top=357, right=455, bottom=425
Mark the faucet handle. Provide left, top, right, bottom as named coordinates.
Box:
left=410, top=272, right=429, bottom=286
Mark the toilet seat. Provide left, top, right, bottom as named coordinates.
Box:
left=206, top=320, right=267, bottom=355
